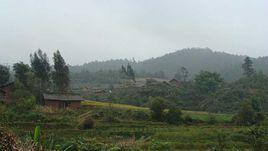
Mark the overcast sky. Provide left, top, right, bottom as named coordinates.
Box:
left=1, top=0, right=268, bottom=65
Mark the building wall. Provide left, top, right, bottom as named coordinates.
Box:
left=44, top=99, right=81, bottom=109
left=69, top=101, right=81, bottom=109
left=45, top=100, right=60, bottom=108
left=0, top=84, right=14, bottom=103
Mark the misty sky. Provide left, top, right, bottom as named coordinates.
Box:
left=1, top=0, right=268, bottom=65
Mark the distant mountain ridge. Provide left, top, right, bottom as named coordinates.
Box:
left=70, top=48, right=268, bottom=81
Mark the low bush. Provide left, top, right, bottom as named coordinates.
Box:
left=207, top=114, right=217, bottom=125
left=148, top=97, right=169, bottom=121
left=21, top=112, right=45, bottom=122
left=183, top=115, right=194, bottom=124
left=164, top=108, right=182, bottom=125
left=233, top=104, right=265, bottom=126
left=246, top=126, right=268, bottom=151
left=9, top=96, right=36, bottom=114
left=255, top=112, right=265, bottom=125
left=78, top=116, right=95, bottom=130
left=149, top=140, right=171, bottom=151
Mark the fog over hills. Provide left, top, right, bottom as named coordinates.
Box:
left=70, top=48, right=268, bottom=81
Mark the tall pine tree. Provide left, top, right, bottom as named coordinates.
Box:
left=120, top=65, right=127, bottom=79
left=174, top=67, right=190, bottom=82
left=30, top=49, right=51, bottom=89
left=13, top=62, right=31, bottom=88
left=52, top=50, right=70, bottom=93
left=242, top=57, right=255, bottom=77
left=126, top=63, right=135, bottom=82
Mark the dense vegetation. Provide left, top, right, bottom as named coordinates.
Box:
left=0, top=99, right=267, bottom=150
left=87, top=71, right=268, bottom=114
left=1, top=49, right=268, bottom=150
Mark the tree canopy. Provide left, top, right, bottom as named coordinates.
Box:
left=126, top=63, right=135, bottom=82
left=52, top=50, right=70, bottom=92
left=194, top=71, right=223, bottom=94
left=242, top=57, right=255, bottom=77
left=30, top=49, right=50, bottom=89
left=13, top=62, right=31, bottom=88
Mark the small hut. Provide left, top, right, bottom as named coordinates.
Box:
left=43, top=93, right=84, bottom=109
left=169, top=79, right=181, bottom=87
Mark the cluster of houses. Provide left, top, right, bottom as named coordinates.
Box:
left=0, top=78, right=180, bottom=109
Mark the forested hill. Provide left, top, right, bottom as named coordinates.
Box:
left=70, top=48, right=268, bottom=81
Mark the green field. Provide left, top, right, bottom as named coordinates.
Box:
left=82, top=100, right=233, bottom=123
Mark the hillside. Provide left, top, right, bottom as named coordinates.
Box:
left=70, top=48, right=268, bottom=81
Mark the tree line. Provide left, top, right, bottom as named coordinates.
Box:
left=0, top=49, right=70, bottom=103
left=96, top=56, right=267, bottom=125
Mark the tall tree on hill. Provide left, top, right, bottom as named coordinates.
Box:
left=181, top=67, right=190, bottom=82
left=13, top=62, right=31, bottom=88
left=0, top=65, right=10, bottom=85
left=126, top=63, right=135, bottom=82
left=52, top=50, right=70, bottom=92
left=195, top=71, right=223, bottom=94
left=120, top=65, right=127, bottom=79
left=242, top=57, right=255, bottom=77
left=30, top=49, right=51, bottom=89
left=174, top=67, right=190, bottom=82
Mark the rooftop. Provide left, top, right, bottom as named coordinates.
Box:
left=43, top=93, right=84, bottom=101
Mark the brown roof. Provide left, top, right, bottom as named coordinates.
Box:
left=169, top=79, right=180, bottom=86
left=43, top=93, right=84, bottom=101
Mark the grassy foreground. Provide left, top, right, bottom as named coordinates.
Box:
left=2, top=101, right=266, bottom=150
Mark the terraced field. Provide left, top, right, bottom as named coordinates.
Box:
left=82, top=100, right=233, bottom=123
left=4, top=101, right=266, bottom=150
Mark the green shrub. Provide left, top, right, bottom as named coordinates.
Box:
left=255, top=112, right=265, bottom=125
left=183, top=115, right=194, bottom=124
left=78, top=116, right=94, bottom=130
left=247, top=126, right=267, bottom=151
left=9, top=96, right=36, bottom=113
left=233, top=104, right=256, bottom=126
left=21, top=112, right=45, bottom=122
left=148, top=97, right=168, bottom=121
left=207, top=114, right=217, bottom=125
left=0, top=105, right=8, bottom=122
left=164, top=108, right=182, bottom=125
left=216, top=132, right=227, bottom=151
left=149, top=140, right=171, bottom=151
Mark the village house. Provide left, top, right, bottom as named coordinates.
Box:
left=0, top=82, right=14, bottom=103
left=169, top=79, right=181, bottom=87
left=43, top=93, right=84, bottom=109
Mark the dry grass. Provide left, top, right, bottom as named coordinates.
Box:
left=34, top=106, right=57, bottom=114
left=0, top=127, right=35, bottom=151
left=82, top=100, right=148, bottom=111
